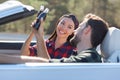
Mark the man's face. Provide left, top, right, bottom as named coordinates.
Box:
left=70, top=21, right=87, bottom=47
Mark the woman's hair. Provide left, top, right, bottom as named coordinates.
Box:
left=48, top=14, right=79, bottom=41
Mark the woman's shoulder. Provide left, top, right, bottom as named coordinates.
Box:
left=65, top=41, right=77, bottom=50
left=66, top=41, right=75, bottom=47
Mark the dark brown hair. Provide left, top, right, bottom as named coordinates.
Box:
left=48, top=14, right=79, bottom=41
left=84, top=13, right=109, bottom=48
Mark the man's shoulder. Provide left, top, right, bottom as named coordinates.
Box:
left=78, top=48, right=102, bottom=62
left=79, top=48, right=97, bottom=54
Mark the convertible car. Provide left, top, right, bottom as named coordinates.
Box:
left=0, top=0, right=120, bottom=80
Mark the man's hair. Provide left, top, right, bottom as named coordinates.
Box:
left=84, top=13, right=109, bottom=48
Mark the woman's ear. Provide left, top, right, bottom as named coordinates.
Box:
left=84, top=25, right=91, bottom=34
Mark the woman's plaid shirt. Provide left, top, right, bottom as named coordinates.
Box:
left=29, top=40, right=76, bottom=59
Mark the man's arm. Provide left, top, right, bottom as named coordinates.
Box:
left=0, top=54, right=49, bottom=64
left=49, top=49, right=102, bottom=63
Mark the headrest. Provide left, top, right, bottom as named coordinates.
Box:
left=100, top=27, right=120, bottom=60
left=107, top=50, right=120, bottom=62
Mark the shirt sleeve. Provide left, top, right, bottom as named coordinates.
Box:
left=29, top=45, right=37, bottom=56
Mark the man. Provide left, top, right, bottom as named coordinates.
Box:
left=0, top=13, right=108, bottom=63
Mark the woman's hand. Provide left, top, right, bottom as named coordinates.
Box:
left=31, top=18, right=44, bottom=37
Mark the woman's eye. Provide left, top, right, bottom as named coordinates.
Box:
left=68, top=26, right=72, bottom=29
left=61, top=21, right=65, bottom=25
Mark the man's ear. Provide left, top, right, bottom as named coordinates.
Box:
left=84, top=25, right=91, bottom=34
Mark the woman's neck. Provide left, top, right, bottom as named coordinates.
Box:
left=55, top=37, right=67, bottom=49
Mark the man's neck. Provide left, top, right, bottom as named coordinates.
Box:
left=77, top=40, right=92, bottom=53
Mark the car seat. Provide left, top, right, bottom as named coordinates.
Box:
left=100, top=27, right=120, bottom=62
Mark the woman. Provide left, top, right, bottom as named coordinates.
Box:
left=21, top=14, right=79, bottom=59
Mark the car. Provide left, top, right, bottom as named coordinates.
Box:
left=0, top=1, right=120, bottom=80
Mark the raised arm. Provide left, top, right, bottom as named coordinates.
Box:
left=21, top=30, right=34, bottom=56
left=33, top=19, right=50, bottom=59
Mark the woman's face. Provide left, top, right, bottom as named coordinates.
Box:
left=56, top=17, right=75, bottom=39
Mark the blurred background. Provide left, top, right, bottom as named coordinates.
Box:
left=0, top=0, right=120, bottom=35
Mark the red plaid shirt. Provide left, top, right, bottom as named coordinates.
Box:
left=29, top=40, right=77, bottom=59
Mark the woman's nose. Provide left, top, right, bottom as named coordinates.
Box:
left=61, top=25, right=67, bottom=30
